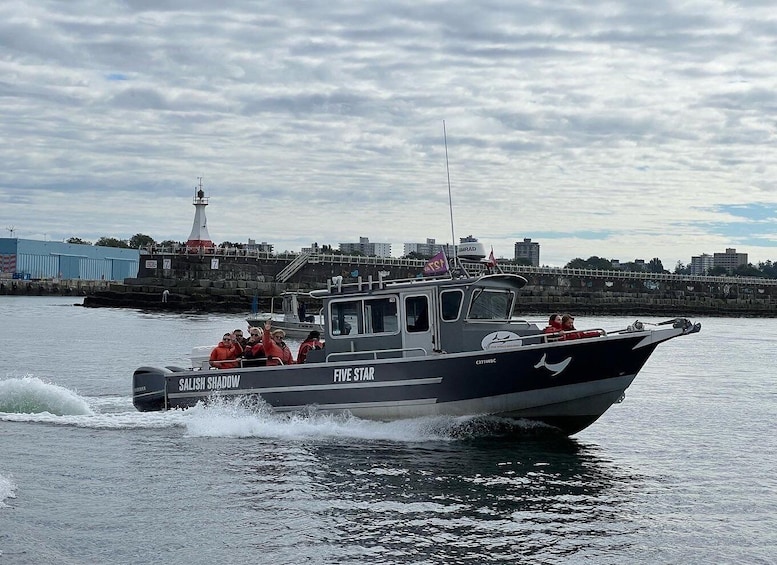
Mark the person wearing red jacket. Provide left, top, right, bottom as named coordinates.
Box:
left=262, top=321, right=295, bottom=365
left=560, top=314, right=603, bottom=340
left=209, top=333, right=242, bottom=369
left=297, top=330, right=324, bottom=364
left=543, top=314, right=562, bottom=334
left=242, top=328, right=266, bottom=366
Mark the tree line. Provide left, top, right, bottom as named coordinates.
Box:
left=69, top=235, right=777, bottom=279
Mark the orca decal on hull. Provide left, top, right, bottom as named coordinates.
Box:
left=534, top=353, right=572, bottom=376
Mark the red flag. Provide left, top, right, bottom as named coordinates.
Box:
left=487, top=247, right=497, bottom=268
left=423, top=250, right=449, bottom=276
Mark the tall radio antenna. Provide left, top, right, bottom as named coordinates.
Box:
left=443, top=120, right=457, bottom=268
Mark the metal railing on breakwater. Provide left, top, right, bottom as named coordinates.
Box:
left=142, top=245, right=777, bottom=287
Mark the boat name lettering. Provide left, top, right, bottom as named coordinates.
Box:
left=475, top=358, right=497, bottom=365
left=178, top=375, right=241, bottom=391
left=133, top=386, right=146, bottom=392
left=333, top=367, right=375, bottom=383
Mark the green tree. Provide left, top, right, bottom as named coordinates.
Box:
left=674, top=261, right=691, bottom=275
left=129, top=233, right=156, bottom=248
left=66, top=237, right=91, bottom=245
left=404, top=251, right=432, bottom=260
left=734, top=263, right=763, bottom=277
left=565, top=256, right=613, bottom=270
left=647, top=257, right=665, bottom=273
left=708, top=266, right=728, bottom=276
left=95, top=237, right=130, bottom=248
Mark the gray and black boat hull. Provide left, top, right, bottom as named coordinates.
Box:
left=133, top=325, right=692, bottom=435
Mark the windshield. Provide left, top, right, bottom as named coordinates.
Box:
left=467, top=289, right=514, bottom=320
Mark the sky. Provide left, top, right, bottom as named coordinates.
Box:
left=2, top=1, right=776, bottom=268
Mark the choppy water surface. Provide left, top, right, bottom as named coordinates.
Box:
left=1, top=297, right=775, bottom=564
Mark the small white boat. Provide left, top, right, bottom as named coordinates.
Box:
left=247, top=291, right=324, bottom=338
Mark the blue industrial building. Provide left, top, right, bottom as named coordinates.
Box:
left=0, top=238, right=139, bottom=281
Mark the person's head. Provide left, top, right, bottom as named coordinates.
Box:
left=233, top=329, right=243, bottom=339
left=248, top=328, right=261, bottom=340
left=272, top=329, right=286, bottom=343
left=561, top=314, right=575, bottom=328
left=548, top=313, right=561, bottom=327
left=307, top=330, right=320, bottom=341
left=222, top=333, right=232, bottom=344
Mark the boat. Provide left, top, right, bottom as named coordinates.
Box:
left=132, top=265, right=701, bottom=436
left=246, top=291, right=324, bottom=339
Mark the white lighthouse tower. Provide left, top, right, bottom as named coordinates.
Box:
left=186, top=177, right=214, bottom=248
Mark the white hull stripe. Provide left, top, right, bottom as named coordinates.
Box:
left=167, top=376, right=444, bottom=400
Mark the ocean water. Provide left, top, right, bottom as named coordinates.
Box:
left=0, top=296, right=775, bottom=564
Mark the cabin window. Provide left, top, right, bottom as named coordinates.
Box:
left=364, top=297, right=398, bottom=334
left=405, top=295, right=429, bottom=333
left=330, top=300, right=361, bottom=336
left=467, top=289, right=514, bottom=320
left=329, top=297, right=399, bottom=337
left=440, top=290, right=463, bottom=321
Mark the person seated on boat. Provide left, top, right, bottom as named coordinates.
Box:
left=297, top=330, right=324, bottom=364
left=262, top=321, right=295, bottom=365
left=560, top=314, right=604, bottom=340
left=242, top=328, right=266, bottom=366
left=543, top=314, right=562, bottom=334
left=233, top=328, right=247, bottom=348
left=209, top=333, right=241, bottom=369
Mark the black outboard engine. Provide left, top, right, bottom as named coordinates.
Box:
left=132, top=367, right=169, bottom=412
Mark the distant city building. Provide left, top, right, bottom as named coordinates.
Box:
left=0, top=238, right=139, bottom=281
left=403, top=238, right=444, bottom=257
left=301, top=242, right=322, bottom=254
left=245, top=239, right=274, bottom=253
left=713, top=248, right=747, bottom=273
left=690, top=253, right=714, bottom=275
left=339, top=237, right=391, bottom=257
left=610, top=259, right=621, bottom=269
left=514, top=238, right=540, bottom=266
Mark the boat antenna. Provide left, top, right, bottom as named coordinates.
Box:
left=443, top=120, right=458, bottom=271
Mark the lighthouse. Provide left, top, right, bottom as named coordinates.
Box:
left=186, top=178, right=214, bottom=248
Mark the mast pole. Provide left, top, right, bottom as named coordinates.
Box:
left=443, top=120, right=457, bottom=269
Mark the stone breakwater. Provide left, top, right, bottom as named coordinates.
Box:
left=77, top=276, right=777, bottom=317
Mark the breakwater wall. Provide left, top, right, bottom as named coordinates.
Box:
left=74, top=251, right=777, bottom=317
left=0, top=278, right=111, bottom=296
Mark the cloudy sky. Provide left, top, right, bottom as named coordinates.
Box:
left=2, top=1, right=776, bottom=267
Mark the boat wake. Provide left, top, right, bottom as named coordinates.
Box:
left=0, top=376, right=187, bottom=429
left=180, top=396, right=561, bottom=442
left=0, top=378, right=561, bottom=441
left=0, top=376, right=93, bottom=416
left=0, top=473, right=15, bottom=508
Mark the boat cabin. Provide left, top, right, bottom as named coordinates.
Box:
left=304, top=273, right=539, bottom=363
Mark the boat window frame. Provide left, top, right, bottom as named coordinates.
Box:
left=440, top=289, right=464, bottom=322
left=328, top=295, right=400, bottom=338
left=404, top=295, right=429, bottom=333
left=466, top=287, right=516, bottom=321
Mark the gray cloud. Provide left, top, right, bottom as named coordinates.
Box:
left=1, top=0, right=776, bottom=266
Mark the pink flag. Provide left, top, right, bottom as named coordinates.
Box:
left=487, top=247, right=497, bottom=268
left=423, top=250, right=449, bottom=276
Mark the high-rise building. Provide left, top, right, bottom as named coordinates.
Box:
left=339, top=237, right=392, bottom=257
left=514, top=238, right=540, bottom=266
left=403, top=238, right=444, bottom=257
left=713, top=248, right=747, bottom=273
left=690, top=253, right=714, bottom=275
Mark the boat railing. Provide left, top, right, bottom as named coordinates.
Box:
left=538, top=328, right=607, bottom=343
left=326, top=347, right=428, bottom=362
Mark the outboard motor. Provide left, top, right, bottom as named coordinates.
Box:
left=132, top=367, right=169, bottom=412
